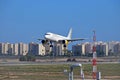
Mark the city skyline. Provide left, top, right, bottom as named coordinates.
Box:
left=0, top=0, right=120, bottom=43
left=0, top=41, right=120, bottom=56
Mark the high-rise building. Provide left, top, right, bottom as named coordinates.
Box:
left=0, top=43, right=4, bottom=54
left=72, top=44, right=85, bottom=56
left=38, top=44, right=45, bottom=55
left=18, top=43, right=28, bottom=55
left=96, top=42, right=109, bottom=56
left=85, top=42, right=92, bottom=54
left=108, top=41, right=117, bottom=53
left=18, top=43, right=23, bottom=55
left=102, top=43, right=109, bottom=56
left=0, top=43, right=15, bottom=55
left=53, top=43, right=64, bottom=56
left=3, top=43, right=9, bottom=54
left=13, top=43, right=19, bottom=55
left=29, top=42, right=38, bottom=55
left=22, top=43, right=28, bottom=55
left=82, top=43, right=85, bottom=55
left=114, top=43, right=120, bottom=56
left=8, top=43, right=14, bottom=55
left=84, top=42, right=93, bottom=56
left=29, top=42, right=46, bottom=55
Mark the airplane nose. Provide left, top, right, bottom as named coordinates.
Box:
left=45, top=32, right=51, bottom=39
left=45, top=34, right=49, bottom=39
left=45, top=35, right=48, bottom=38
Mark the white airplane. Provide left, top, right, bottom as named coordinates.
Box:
left=38, top=28, right=86, bottom=47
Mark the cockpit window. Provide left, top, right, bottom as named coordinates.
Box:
left=45, top=33, right=51, bottom=35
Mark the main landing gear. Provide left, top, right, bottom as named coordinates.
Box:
left=50, top=41, right=53, bottom=47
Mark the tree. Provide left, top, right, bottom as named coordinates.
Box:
left=19, top=53, right=36, bottom=61
left=26, top=53, right=36, bottom=61
left=19, top=56, right=27, bottom=61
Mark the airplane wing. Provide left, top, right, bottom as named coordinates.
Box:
left=67, top=38, right=87, bottom=42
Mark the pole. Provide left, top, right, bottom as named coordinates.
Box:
left=69, top=67, right=73, bottom=80
left=92, top=30, right=97, bottom=79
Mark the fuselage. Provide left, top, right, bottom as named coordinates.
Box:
left=45, top=32, right=70, bottom=42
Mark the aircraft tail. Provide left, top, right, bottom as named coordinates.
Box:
left=67, top=28, right=72, bottom=39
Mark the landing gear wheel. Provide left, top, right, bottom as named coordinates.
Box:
left=50, top=45, right=53, bottom=47
left=50, top=41, right=53, bottom=47
left=63, top=44, right=66, bottom=47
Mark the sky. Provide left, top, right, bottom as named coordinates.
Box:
left=0, top=0, right=120, bottom=44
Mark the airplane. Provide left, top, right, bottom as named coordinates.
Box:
left=38, top=28, right=86, bottom=47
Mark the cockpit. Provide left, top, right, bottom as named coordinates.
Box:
left=45, top=32, right=51, bottom=35
left=45, top=32, right=53, bottom=38
left=45, top=33, right=50, bottom=35
left=45, top=32, right=52, bottom=39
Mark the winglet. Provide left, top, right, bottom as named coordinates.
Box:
left=67, top=28, right=72, bottom=39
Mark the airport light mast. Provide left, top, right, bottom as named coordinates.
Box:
left=92, top=30, right=97, bottom=79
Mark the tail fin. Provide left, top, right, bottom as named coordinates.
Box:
left=67, top=28, right=72, bottom=39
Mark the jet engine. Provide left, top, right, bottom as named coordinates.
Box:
left=41, top=40, right=47, bottom=44
left=62, top=40, right=69, bottom=47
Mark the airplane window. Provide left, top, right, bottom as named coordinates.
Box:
left=45, top=33, right=50, bottom=35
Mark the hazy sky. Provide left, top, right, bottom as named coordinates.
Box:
left=0, top=0, right=120, bottom=44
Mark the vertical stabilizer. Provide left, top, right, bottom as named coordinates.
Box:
left=67, top=28, right=72, bottom=39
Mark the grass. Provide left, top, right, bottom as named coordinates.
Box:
left=97, top=64, right=120, bottom=76
left=0, top=63, right=120, bottom=80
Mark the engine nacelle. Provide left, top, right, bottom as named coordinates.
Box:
left=41, top=40, right=47, bottom=44
left=62, top=40, right=69, bottom=45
